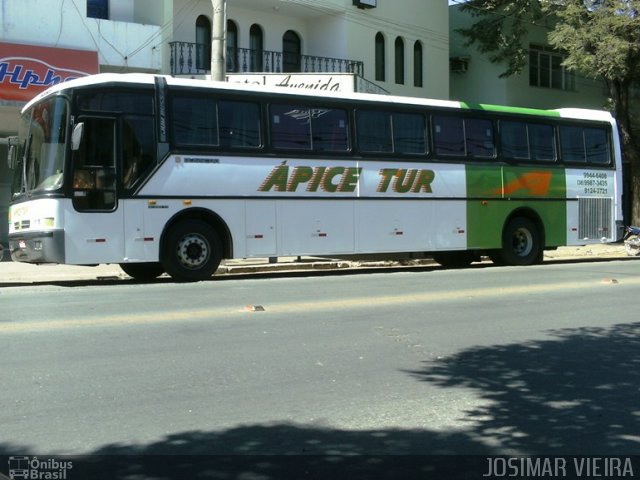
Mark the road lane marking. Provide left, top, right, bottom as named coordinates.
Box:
left=2, top=276, right=639, bottom=334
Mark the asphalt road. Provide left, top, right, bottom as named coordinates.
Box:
left=1, top=259, right=639, bottom=461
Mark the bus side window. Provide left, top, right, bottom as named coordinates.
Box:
left=219, top=100, right=261, bottom=148
left=560, top=125, right=610, bottom=165
left=560, top=126, right=585, bottom=163
left=392, top=113, right=426, bottom=155
left=529, top=123, right=555, bottom=162
left=465, top=118, right=494, bottom=158
left=500, top=121, right=529, bottom=160
left=433, top=115, right=464, bottom=156
left=122, top=116, right=155, bottom=189
left=311, top=108, right=349, bottom=152
left=357, top=111, right=392, bottom=153
left=270, top=104, right=311, bottom=150
left=172, top=96, right=219, bottom=146
left=585, top=128, right=610, bottom=165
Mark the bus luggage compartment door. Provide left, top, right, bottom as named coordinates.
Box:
left=245, top=200, right=277, bottom=256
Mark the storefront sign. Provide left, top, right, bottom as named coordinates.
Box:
left=226, top=73, right=356, bottom=93
left=0, top=42, right=99, bottom=102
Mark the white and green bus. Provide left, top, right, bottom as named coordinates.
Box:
left=8, top=73, right=623, bottom=281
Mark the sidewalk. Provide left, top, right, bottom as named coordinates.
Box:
left=0, top=243, right=629, bottom=284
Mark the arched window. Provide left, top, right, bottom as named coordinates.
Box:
left=227, top=20, right=239, bottom=72
left=414, top=41, right=423, bottom=87
left=250, top=24, right=264, bottom=71
left=395, top=37, right=405, bottom=85
left=283, top=30, right=301, bottom=73
left=375, top=33, right=385, bottom=82
left=195, top=15, right=211, bottom=71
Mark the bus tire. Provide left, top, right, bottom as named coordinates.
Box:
left=497, top=217, right=542, bottom=266
left=119, top=262, right=165, bottom=281
left=161, top=220, right=222, bottom=282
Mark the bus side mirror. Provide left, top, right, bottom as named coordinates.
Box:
left=6, top=136, right=18, bottom=170
left=71, top=122, right=84, bottom=151
left=8, top=145, right=16, bottom=169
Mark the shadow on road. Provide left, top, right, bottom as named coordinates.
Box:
left=1, top=322, right=638, bottom=478
left=406, top=321, right=640, bottom=455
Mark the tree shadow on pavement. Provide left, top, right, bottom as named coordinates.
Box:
left=0, top=425, right=491, bottom=479
left=1, top=322, right=638, bottom=479
left=407, top=321, right=640, bottom=455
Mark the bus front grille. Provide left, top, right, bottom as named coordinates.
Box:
left=578, top=197, right=612, bottom=240
left=13, top=220, right=30, bottom=231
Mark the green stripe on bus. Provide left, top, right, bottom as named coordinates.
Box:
left=465, top=165, right=567, bottom=249
left=460, top=102, right=561, bottom=118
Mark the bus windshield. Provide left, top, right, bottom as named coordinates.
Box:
left=11, top=97, right=69, bottom=199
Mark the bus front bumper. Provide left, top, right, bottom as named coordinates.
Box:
left=8, top=230, right=65, bottom=263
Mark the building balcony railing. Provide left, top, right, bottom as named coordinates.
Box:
left=169, top=41, right=364, bottom=77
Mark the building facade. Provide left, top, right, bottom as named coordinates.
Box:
left=448, top=4, right=608, bottom=110
left=168, top=0, right=449, bottom=99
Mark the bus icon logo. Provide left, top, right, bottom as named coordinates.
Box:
left=7, top=457, right=29, bottom=480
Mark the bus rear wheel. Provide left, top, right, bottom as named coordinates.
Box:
left=495, top=217, right=542, bottom=266
left=119, top=262, right=165, bottom=281
left=161, top=220, right=222, bottom=282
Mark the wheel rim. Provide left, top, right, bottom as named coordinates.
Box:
left=512, top=227, right=533, bottom=257
left=176, top=233, right=210, bottom=270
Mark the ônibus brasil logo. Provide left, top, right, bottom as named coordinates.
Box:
left=0, top=56, right=90, bottom=91
left=6, top=456, right=73, bottom=480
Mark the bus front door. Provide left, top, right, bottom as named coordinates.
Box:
left=68, top=116, right=125, bottom=264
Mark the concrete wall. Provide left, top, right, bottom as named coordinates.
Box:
left=0, top=0, right=163, bottom=72
left=344, top=0, right=449, bottom=99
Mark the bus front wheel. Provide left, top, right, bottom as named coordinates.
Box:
left=495, top=217, right=542, bottom=266
left=119, top=262, right=165, bottom=281
left=161, top=220, right=222, bottom=282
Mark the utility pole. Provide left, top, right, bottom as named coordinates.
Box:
left=211, top=0, right=226, bottom=81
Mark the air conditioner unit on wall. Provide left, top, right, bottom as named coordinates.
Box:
left=450, top=57, right=470, bottom=74
left=353, top=0, right=377, bottom=9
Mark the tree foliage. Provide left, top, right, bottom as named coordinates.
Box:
left=458, top=0, right=640, bottom=223
left=549, top=1, right=640, bottom=81
left=457, top=0, right=551, bottom=77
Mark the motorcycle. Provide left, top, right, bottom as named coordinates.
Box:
left=623, top=226, right=640, bottom=256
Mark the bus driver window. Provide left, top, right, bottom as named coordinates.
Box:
left=71, top=117, right=117, bottom=210
left=122, top=123, right=140, bottom=188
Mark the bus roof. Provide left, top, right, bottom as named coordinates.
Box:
left=22, top=72, right=614, bottom=123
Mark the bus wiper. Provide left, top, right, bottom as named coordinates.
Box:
left=21, top=136, right=31, bottom=197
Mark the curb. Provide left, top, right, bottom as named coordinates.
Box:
left=0, top=244, right=630, bottom=284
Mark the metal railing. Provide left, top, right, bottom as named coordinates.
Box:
left=169, top=41, right=364, bottom=77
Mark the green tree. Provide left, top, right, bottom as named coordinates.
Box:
left=457, top=0, right=640, bottom=223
